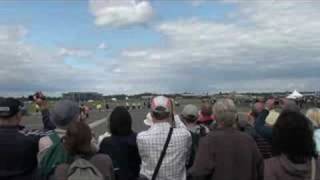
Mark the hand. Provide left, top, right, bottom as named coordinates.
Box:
left=34, top=92, right=48, bottom=110
left=265, top=99, right=275, bottom=111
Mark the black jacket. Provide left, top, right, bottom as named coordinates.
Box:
left=0, top=109, right=54, bottom=180
left=99, top=133, right=141, bottom=180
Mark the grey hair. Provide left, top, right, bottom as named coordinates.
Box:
left=213, top=99, right=237, bottom=127
left=283, top=99, right=300, bottom=112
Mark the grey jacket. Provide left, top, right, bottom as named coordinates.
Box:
left=265, top=155, right=320, bottom=180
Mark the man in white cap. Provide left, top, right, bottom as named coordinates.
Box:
left=137, top=96, right=191, bottom=180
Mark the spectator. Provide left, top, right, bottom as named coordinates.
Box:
left=143, top=112, right=153, bottom=127
left=0, top=96, right=54, bottom=180
left=238, top=102, right=273, bottom=159
left=181, top=104, right=207, bottom=169
left=137, top=96, right=191, bottom=180
left=53, top=121, right=114, bottom=180
left=99, top=106, right=141, bottom=180
left=197, top=103, right=214, bottom=130
left=265, top=110, right=320, bottom=180
left=38, top=100, right=84, bottom=179
left=255, top=98, right=300, bottom=143
left=190, top=99, right=263, bottom=180
left=306, top=108, right=320, bottom=154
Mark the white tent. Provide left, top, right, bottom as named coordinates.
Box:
left=287, top=90, right=303, bottom=99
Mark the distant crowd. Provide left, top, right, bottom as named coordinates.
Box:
left=1, top=92, right=320, bottom=180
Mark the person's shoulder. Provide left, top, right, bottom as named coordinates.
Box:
left=91, top=153, right=112, bottom=163
left=137, top=130, right=151, bottom=140
left=174, top=127, right=191, bottom=137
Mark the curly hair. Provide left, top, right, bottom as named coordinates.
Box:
left=272, top=110, right=317, bottom=163
left=109, top=106, right=133, bottom=136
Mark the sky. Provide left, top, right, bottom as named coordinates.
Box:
left=1, top=0, right=320, bottom=96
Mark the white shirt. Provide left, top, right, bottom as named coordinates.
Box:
left=137, top=117, right=191, bottom=180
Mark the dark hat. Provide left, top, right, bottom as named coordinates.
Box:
left=0, top=98, right=24, bottom=118
left=50, top=100, right=80, bottom=129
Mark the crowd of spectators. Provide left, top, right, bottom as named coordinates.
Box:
left=0, top=93, right=320, bottom=180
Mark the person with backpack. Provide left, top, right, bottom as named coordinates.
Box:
left=99, top=106, right=141, bottom=180
left=180, top=104, right=207, bottom=169
left=53, top=121, right=114, bottom=180
left=38, top=100, right=90, bottom=179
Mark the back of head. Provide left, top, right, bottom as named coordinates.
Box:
left=150, top=96, right=171, bottom=121
left=0, top=98, right=24, bottom=119
left=109, top=106, right=132, bottom=136
left=64, top=121, right=93, bottom=156
left=213, top=99, right=237, bottom=128
left=282, top=99, right=300, bottom=112
left=272, top=110, right=317, bottom=162
left=50, top=100, right=80, bottom=129
left=251, top=102, right=264, bottom=119
left=182, top=104, right=199, bottom=123
left=200, top=103, right=213, bottom=117
left=306, top=108, right=320, bottom=128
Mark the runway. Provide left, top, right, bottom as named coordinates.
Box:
left=22, top=106, right=249, bottom=136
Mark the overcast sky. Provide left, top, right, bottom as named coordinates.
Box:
left=1, top=0, right=320, bottom=96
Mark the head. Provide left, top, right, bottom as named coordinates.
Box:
left=150, top=96, right=171, bottom=122
left=50, top=100, right=80, bottom=130
left=306, top=108, right=320, bottom=128
left=198, top=103, right=213, bottom=124
left=109, top=106, right=133, bottom=136
left=181, top=104, right=199, bottom=124
left=251, top=102, right=265, bottom=119
left=0, top=98, right=25, bottom=126
left=280, top=99, right=300, bottom=112
left=212, top=99, right=237, bottom=128
left=63, top=121, right=93, bottom=156
left=272, top=110, right=317, bottom=163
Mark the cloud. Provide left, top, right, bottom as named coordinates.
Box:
left=98, top=42, right=108, bottom=49
left=89, top=0, right=154, bottom=27
left=58, top=47, right=92, bottom=57
left=0, top=26, right=114, bottom=96
left=106, top=1, right=320, bottom=93
left=2, top=1, right=320, bottom=95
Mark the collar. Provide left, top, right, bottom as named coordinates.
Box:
left=0, top=125, right=20, bottom=129
left=150, top=121, right=171, bottom=130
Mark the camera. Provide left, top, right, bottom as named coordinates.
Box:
left=28, top=92, right=46, bottom=101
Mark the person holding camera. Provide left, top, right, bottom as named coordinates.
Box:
left=0, top=96, right=54, bottom=180
left=255, top=98, right=300, bottom=143
left=137, top=96, right=191, bottom=180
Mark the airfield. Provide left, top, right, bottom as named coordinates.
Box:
left=22, top=98, right=251, bottom=136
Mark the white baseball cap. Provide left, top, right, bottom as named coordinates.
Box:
left=151, top=96, right=171, bottom=113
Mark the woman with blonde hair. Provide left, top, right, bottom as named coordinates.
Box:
left=306, top=108, right=320, bottom=153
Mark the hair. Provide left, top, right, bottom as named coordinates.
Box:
left=272, top=110, right=317, bottom=163
left=251, top=102, right=264, bottom=119
left=151, top=111, right=170, bottom=121
left=200, top=103, right=213, bottom=116
left=213, top=99, right=237, bottom=127
left=306, top=108, right=320, bottom=128
left=109, top=106, right=133, bottom=136
left=63, top=121, right=93, bottom=156
left=282, top=99, right=300, bottom=112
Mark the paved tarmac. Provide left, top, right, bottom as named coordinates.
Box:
left=22, top=106, right=249, bottom=136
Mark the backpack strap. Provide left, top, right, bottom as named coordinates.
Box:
left=311, top=158, right=316, bottom=180
left=151, top=127, right=174, bottom=180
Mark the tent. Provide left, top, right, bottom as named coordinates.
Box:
left=287, top=90, right=303, bottom=99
